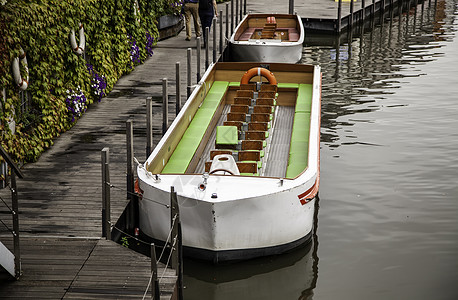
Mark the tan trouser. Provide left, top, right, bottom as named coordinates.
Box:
left=184, top=2, right=201, bottom=39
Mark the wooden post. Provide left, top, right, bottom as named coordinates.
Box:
left=362, top=0, right=366, bottom=23
left=146, top=97, right=153, bottom=158
left=101, top=147, right=111, bottom=240
left=231, top=0, right=234, bottom=35
left=186, top=48, right=192, bottom=98
left=337, top=0, right=342, bottom=32
left=243, top=0, right=247, bottom=15
left=289, top=0, right=294, bottom=14
left=162, top=78, right=168, bottom=135
left=196, top=37, right=201, bottom=82
left=150, top=243, right=160, bottom=300
left=372, top=0, right=375, bottom=16
left=205, top=27, right=209, bottom=70
left=213, top=18, right=217, bottom=63
left=175, top=62, right=181, bottom=115
left=226, top=3, right=229, bottom=40
left=11, top=172, right=20, bottom=279
left=219, top=11, right=223, bottom=55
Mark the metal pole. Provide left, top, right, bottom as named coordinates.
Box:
left=196, top=37, right=201, bottom=82
left=239, top=0, right=243, bottom=21
left=219, top=11, right=223, bottom=54
left=171, top=186, right=179, bottom=271
left=289, top=0, right=294, bottom=15
left=205, top=27, right=209, bottom=70
left=337, top=0, right=342, bottom=32
left=226, top=3, right=229, bottom=40
left=126, top=120, right=134, bottom=201
left=150, top=243, right=159, bottom=300
left=146, top=97, right=153, bottom=157
left=243, top=0, right=247, bottom=15
left=350, top=0, right=354, bottom=27
left=162, top=78, right=168, bottom=135
left=101, top=147, right=111, bottom=240
left=187, top=48, right=192, bottom=98
left=175, top=62, right=181, bottom=115
left=11, top=172, right=20, bottom=279
left=231, top=0, right=234, bottom=35
left=213, top=18, right=217, bottom=63
left=235, top=0, right=239, bottom=25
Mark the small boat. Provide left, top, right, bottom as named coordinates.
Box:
left=228, top=14, right=304, bottom=63
left=136, top=62, right=321, bottom=263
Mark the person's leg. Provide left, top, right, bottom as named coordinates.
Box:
left=184, top=4, right=192, bottom=40
left=200, top=14, right=213, bottom=45
left=190, top=3, right=201, bottom=37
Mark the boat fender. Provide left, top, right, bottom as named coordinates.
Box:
left=240, top=67, right=277, bottom=85
left=11, top=48, right=29, bottom=90
left=70, top=23, right=85, bottom=55
left=134, top=179, right=144, bottom=199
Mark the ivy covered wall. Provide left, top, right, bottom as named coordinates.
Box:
left=0, top=0, right=182, bottom=163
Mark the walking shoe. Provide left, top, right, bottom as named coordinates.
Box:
left=185, top=37, right=191, bottom=41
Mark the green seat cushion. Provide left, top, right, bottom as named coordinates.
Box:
left=216, top=126, right=238, bottom=145
left=229, top=82, right=240, bottom=87
left=278, top=83, right=299, bottom=88
left=295, top=84, right=313, bottom=113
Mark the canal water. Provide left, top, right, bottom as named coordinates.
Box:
left=183, top=0, right=458, bottom=299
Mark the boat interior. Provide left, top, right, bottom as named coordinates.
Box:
left=234, top=14, right=301, bottom=42
left=146, top=63, right=316, bottom=179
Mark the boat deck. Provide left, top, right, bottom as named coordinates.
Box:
left=194, top=103, right=294, bottom=178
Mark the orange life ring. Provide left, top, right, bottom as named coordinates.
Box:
left=240, top=67, right=277, bottom=85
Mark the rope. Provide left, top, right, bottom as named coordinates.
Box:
left=0, top=218, right=14, bottom=235
left=159, top=236, right=177, bottom=283
left=158, top=213, right=177, bottom=262
left=106, top=182, right=170, bottom=208
left=111, top=225, right=151, bottom=246
left=0, top=195, right=13, bottom=213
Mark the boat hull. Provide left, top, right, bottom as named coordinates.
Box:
left=229, top=42, right=303, bottom=63
left=137, top=173, right=317, bottom=262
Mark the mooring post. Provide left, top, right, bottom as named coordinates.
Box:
left=170, top=186, right=179, bottom=271
left=219, top=11, right=223, bottom=55
left=235, top=0, right=239, bottom=25
left=205, top=27, right=209, bottom=70
left=162, top=78, right=168, bottom=135
left=362, top=0, right=366, bottom=23
left=350, top=0, right=354, bottom=28
left=213, top=18, right=217, bottom=63
left=175, top=62, right=181, bottom=115
left=372, top=0, right=375, bottom=16
left=146, top=97, right=153, bottom=157
left=243, top=0, right=246, bottom=15
left=289, top=0, right=294, bottom=14
left=101, top=147, right=111, bottom=240
left=186, top=48, right=192, bottom=98
left=126, top=120, right=134, bottom=201
left=11, top=172, right=20, bottom=279
left=150, top=243, right=159, bottom=300
left=226, top=3, right=229, bottom=41
left=196, top=37, right=201, bottom=82
left=230, top=0, right=234, bottom=35
left=337, top=0, right=342, bottom=32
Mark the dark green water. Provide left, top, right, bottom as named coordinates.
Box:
left=184, top=0, right=458, bottom=299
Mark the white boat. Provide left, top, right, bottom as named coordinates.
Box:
left=136, top=62, right=321, bottom=263
left=228, top=14, right=305, bottom=63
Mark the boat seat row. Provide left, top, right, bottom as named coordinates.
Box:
left=207, top=83, right=277, bottom=176
left=162, top=81, right=229, bottom=174
left=285, top=84, right=313, bottom=179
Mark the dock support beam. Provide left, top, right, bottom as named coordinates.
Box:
left=205, top=27, right=209, bottom=70
left=101, top=147, right=111, bottom=240
left=337, top=0, right=342, bottom=32
left=126, top=120, right=134, bottom=201
left=196, top=37, right=201, bottom=82
left=213, top=18, right=217, bottom=63
left=231, top=0, right=234, bottom=36
left=170, top=186, right=183, bottom=300
left=150, top=243, right=160, bottom=300
left=226, top=3, right=229, bottom=43
left=219, top=11, right=223, bottom=55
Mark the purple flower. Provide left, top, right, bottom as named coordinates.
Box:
left=65, top=86, right=87, bottom=122
left=86, top=64, right=107, bottom=102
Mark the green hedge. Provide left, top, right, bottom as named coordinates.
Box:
left=0, top=0, right=182, bottom=163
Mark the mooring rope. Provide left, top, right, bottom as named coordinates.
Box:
left=106, top=182, right=170, bottom=208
